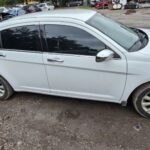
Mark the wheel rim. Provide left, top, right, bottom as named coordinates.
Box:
left=142, top=93, right=150, bottom=114
left=0, top=83, right=5, bottom=97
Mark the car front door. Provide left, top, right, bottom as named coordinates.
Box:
left=0, top=23, right=49, bottom=93
left=42, top=23, right=127, bottom=102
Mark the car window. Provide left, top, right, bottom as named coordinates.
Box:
left=39, top=4, right=45, bottom=7
left=47, top=2, right=52, bottom=5
left=1, top=25, right=42, bottom=52
left=44, top=25, right=106, bottom=56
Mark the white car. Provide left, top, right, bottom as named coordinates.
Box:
left=0, top=7, right=9, bottom=13
left=0, top=9, right=150, bottom=118
left=37, top=2, right=55, bottom=11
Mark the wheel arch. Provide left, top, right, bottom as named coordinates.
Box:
left=127, top=81, right=150, bottom=105
left=0, top=74, right=15, bottom=91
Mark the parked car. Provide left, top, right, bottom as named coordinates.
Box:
left=67, top=0, right=83, bottom=7
left=0, top=9, right=150, bottom=118
left=95, top=0, right=112, bottom=9
left=139, top=3, right=150, bottom=8
left=16, top=4, right=26, bottom=8
left=0, top=7, right=9, bottom=13
left=37, top=2, right=55, bottom=11
left=8, top=7, right=26, bottom=17
left=90, top=0, right=100, bottom=6
left=0, top=12, right=10, bottom=21
left=0, top=7, right=26, bottom=21
left=23, top=4, right=41, bottom=13
left=124, top=1, right=139, bottom=9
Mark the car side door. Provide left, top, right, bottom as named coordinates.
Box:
left=0, top=23, right=49, bottom=93
left=42, top=23, right=127, bottom=102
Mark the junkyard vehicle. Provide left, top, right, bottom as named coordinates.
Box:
left=0, top=9, right=150, bottom=118
left=111, top=0, right=122, bottom=9
left=67, top=0, right=83, bottom=7
left=37, top=2, right=55, bottom=11
left=95, top=0, right=112, bottom=9
left=0, top=7, right=9, bottom=13
left=0, top=7, right=26, bottom=21
left=23, top=4, right=41, bottom=13
left=124, top=1, right=139, bottom=9
left=90, top=0, right=100, bottom=7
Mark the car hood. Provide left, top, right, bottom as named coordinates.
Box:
left=138, top=28, right=150, bottom=55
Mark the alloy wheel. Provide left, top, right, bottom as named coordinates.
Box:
left=0, top=83, right=5, bottom=97
left=142, top=93, right=150, bottom=114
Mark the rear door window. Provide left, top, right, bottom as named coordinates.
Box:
left=1, top=25, right=42, bottom=52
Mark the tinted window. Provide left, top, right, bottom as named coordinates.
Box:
left=1, top=25, right=41, bottom=51
left=45, top=25, right=106, bottom=56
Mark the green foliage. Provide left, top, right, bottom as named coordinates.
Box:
left=0, top=0, right=89, bottom=7
left=0, top=0, right=24, bottom=6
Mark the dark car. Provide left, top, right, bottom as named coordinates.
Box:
left=124, top=1, right=139, bottom=9
left=67, top=0, right=83, bottom=7
left=23, top=4, right=41, bottom=13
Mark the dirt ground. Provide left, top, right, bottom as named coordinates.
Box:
left=0, top=8, right=150, bottom=150
left=98, top=8, right=150, bottom=28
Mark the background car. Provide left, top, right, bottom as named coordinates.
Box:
left=124, top=1, right=139, bottom=9
left=95, top=0, right=112, bottom=9
left=23, top=4, right=41, bottom=13
left=8, top=7, right=26, bottom=16
left=37, top=2, right=55, bottom=11
left=67, top=0, right=83, bottom=7
left=0, top=7, right=9, bottom=13
left=90, top=0, right=100, bottom=6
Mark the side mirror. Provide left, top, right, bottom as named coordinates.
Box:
left=96, top=49, right=114, bottom=62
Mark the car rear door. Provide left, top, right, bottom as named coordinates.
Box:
left=0, top=23, right=49, bottom=93
left=42, top=23, right=127, bottom=102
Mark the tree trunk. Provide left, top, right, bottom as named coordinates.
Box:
left=25, top=0, right=28, bottom=4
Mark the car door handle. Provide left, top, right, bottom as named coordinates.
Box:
left=0, top=53, right=6, bottom=57
left=47, top=58, right=64, bottom=63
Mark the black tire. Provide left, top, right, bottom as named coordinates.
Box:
left=0, top=76, right=14, bottom=100
left=132, top=84, right=150, bottom=118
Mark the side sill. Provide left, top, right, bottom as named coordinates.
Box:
left=121, top=101, right=127, bottom=106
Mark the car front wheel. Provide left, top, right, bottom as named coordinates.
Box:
left=133, top=84, right=150, bottom=118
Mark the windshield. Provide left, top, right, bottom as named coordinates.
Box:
left=87, top=13, right=140, bottom=51
left=8, top=9, right=16, bottom=15
left=47, top=2, right=53, bottom=5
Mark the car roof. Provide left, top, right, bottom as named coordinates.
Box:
left=4, top=9, right=97, bottom=23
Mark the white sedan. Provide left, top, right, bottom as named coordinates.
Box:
left=0, top=9, right=150, bottom=118
left=37, top=2, right=55, bottom=11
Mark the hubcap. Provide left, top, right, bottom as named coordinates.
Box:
left=142, top=93, right=150, bottom=114
left=0, top=84, right=5, bottom=97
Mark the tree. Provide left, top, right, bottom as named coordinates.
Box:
left=24, top=0, right=28, bottom=4
left=0, top=0, right=24, bottom=6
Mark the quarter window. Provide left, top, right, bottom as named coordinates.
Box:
left=1, top=25, right=41, bottom=51
left=45, top=25, right=106, bottom=56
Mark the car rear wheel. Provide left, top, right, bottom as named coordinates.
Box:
left=133, top=84, right=150, bottom=118
left=0, top=76, right=14, bottom=100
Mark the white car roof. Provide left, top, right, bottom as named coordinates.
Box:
left=3, top=9, right=97, bottom=22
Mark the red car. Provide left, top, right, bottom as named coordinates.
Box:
left=95, top=0, right=112, bottom=9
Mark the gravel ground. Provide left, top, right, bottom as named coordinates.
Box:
left=98, top=8, right=150, bottom=28
left=1, top=8, right=150, bottom=150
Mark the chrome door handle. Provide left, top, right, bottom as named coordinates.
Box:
left=47, top=58, right=64, bottom=63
